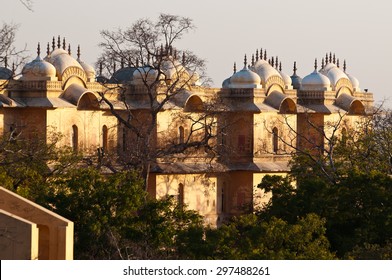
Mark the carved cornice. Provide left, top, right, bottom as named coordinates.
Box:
left=61, top=66, right=87, bottom=84
left=265, top=75, right=285, bottom=92
left=335, top=78, right=353, bottom=93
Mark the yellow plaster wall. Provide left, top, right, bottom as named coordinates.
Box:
left=47, top=109, right=118, bottom=152
left=0, top=210, right=39, bottom=260
left=155, top=174, right=218, bottom=225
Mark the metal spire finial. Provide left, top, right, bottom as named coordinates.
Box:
left=251, top=54, right=255, bottom=66
left=182, top=52, right=186, bottom=65
left=77, top=45, right=81, bottom=59
left=233, top=62, right=237, bottom=74
left=62, top=38, right=66, bottom=50
left=99, top=62, right=103, bottom=76
left=329, top=52, right=332, bottom=63
left=343, top=60, right=347, bottom=72
left=68, top=44, right=71, bottom=55
left=47, top=43, right=50, bottom=56
left=37, top=43, right=41, bottom=57
left=271, top=56, right=275, bottom=67
left=321, top=58, right=325, bottom=68
left=264, top=49, right=267, bottom=60
left=121, top=57, right=124, bottom=68
left=4, top=56, right=8, bottom=68
left=314, top=58, right=318, bottom=71
left=275, top=56, right=279, bottom=69
left=337, top=58, right=340, bottom=68
left=113, top=61, right=116, bottom=73
left=243, top=54, right=247, bottom=68
left=57, top=36, right=61, bottom=49
left=333, top=53, right=336, bottom=64
left=279, top=62, right=282, bottom=72
left=325, top=53, right=328, bottom=64
left=293, top=61, right=297, bottom=74
left=52, top=37, right=56, bottom=50
left=255, top=49, right=259, bottom=61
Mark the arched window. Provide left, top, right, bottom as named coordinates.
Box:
left=221, top=183, right=226, bottom=213
left=272, top=127, right=278, bottom=153
left=102, top=125, right=108, bottom=152
left=122, top=127, right=127, bottom=152
left=72, top=125, right=78, bottom=152
left=178, top=183, right=184, bottom=208
left=178, top=126, right=185, bottom=144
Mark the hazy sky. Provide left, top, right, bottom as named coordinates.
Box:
left=4, top=0, right=392, bottom=106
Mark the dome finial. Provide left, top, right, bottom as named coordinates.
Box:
left=47, top=42, right=50, bottom=56
left=276, top=56, right=279, bottom=69
left=251, top=54, right=255, bottom=66
left=329, top=52, right=332, bottom=63
left=62, top=38, right=66, bottom=50
left=279, top=62, right=282, bottom=72
left=325, top=53, right=328, bottom=64
left=243, top=54, right=247, bottom=68
left=233, top=62, right=237, bottom=74
left=113, top=61, right=116, bottom=73
left=260, top=48, right=263, bottom=60
left=337, top=58, right=340, bottom=68
left=52, top=37, right=56, bottom=51
left=271, top=56, right=275, bottom=67
left=37, top=42, right=41, bottom=57
left=321, top=58, right=325, bottom=68
left=255, top=49, right=259, bottom=61
left=333, top=53, right=336, bottom=64
left=182, top=52, right=186, bottom=65
left=4, top=56, right=8, bottom=68
left=121, top=57, right=124, bottom=68
left=343, top=60, right=347, bottom=72
left=57, top=35, right=61, bottom=49
left=12, top=62, right=15, bottom=74
left=264, top=49, right=267, bottom=60
left=99, top=62, right=103, bottom=76
left=314, top=58, right=318, bottom=71
left=77, top=45, right=81, bottom=59
left=293, top=61, right=297, bottom=74
left=68, top=44, right=71, bottom=55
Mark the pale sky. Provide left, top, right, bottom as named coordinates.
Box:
left=3, top=0, right=392, bottom=107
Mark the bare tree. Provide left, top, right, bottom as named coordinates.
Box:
left=19, top=0, right=34, bottom=11
left=0, top=22, right=27, bottom=86
left=96, top=14, right=219, bottom=189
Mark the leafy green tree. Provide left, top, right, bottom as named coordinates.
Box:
left=195, top=213, right=335, bottom=260
left=258, top=172, right=392, bottom=258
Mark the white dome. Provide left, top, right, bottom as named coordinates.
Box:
left=320, top=62, right=350, bottom=88
left=21, top=56, right=57, bottom=81
left=77, top=59, right=96, bottom=80
left=45, top=48, right=84, bottom=79
left=279, top=71, right=292, bottom=89
left=253, top=59, right=282, bottom=84
left=189, top=71, right=201, bottom=86
left=347, top=73, right=360, bottom=91
left=160, top=56, right=188, bottom=80
left=301, top=70, right=331, bottom=91
left=132, top=66, right=159, bottom=85
left=222, top=77, right=231, bottom=88
left=229, top=66, right=261, bottom=88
